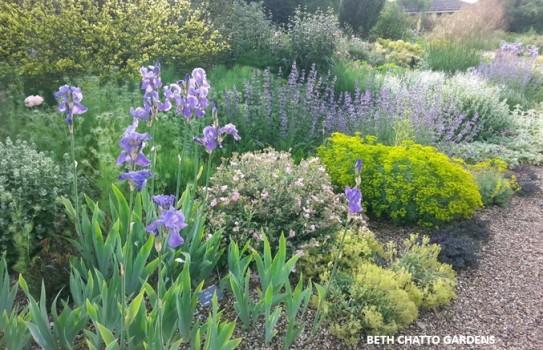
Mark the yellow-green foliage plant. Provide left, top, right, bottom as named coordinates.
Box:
left=374, top=39, right=425, bottom=68
left=392, top=235, right=456, bottom=309
left=318, top=133, right=483, bottom=227
left=297, top=228, right=456, bottom=345
left=464, top=158, right=520, bottom=207
left=0, top=0, right=227, bottom=82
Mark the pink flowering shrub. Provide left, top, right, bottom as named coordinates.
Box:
left=204, top=148, right=346, bottom=252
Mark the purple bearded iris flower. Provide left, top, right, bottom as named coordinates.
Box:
left=140, top=62, right=162, bottom=92
left=130, top=106, right=151, bottom=120
left=132, top=60, right=169, bottom=122
left=163, top=68, right=210, bottom=122
left=355, top=158, right=362, bottom=187
left=219, top=123, right=241, bottom=141
left=119, top=170, right=152, bottom=192
left=117, top=121, right=152, bottom=168
left=193, top=126, right=218, bottom=153
left=355, top=158, right=362, bottom=172
left=146, top=207, right=187, bottom=248
left=152, top=194, right=176, bottom=210
left=193, top=106, right=241, bottom=154
left=345, top=185, right=362, bottom=214
left=54, top=85, right=88, bottom=127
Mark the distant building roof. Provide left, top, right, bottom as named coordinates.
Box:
left=402, top=0, right=470, bottom=14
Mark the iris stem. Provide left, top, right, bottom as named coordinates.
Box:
left=69, top=127, right=81, bottom=235
left=176, top=154, right=183, bottom=200
left=176, top=119, right=190, bottom=199
left=204, top=153, right=213, bottom=200
left=157, top=242, right=166, bottom=347
left=120, top=262, right=126, bottom=348
left=149, top=119, right=157, bottom=197
left=309, top=219, right=350, bottom=339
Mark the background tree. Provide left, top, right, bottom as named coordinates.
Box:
left=504, top=0, right=543, bottom=33
left=302, top=0, right=341, bottom=13
left=338, top=0, right=386, bottom=38
left=248, top=0, right=304, bottom=24
left=371, top=1, right=416, bottom=40
left=399, top=0, right=432, bottom=31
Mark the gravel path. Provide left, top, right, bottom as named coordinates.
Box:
left=369, top=166, right=543, bottom=350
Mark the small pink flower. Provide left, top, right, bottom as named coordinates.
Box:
left=210, top=199, right=218, bottom=207
left=231, top=191, right=240, bottom=201
left=295, top=249, right=305, bottom=257
left=261, top=190, right=268, bottom=199
left=24, top=95, right=44, bottom=107
left=233, top=226, right=240, bottom=232
left=289, top=230, right=296, bottom=238
left=252, top=231, right=263, bottom=241
left=309, top=225, right=316, bottom=232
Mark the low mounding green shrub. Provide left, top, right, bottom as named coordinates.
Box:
left=374, top=39, right=424, bottom=68
left=0, top=138, right=72, bottom=267
left=393, top=235, right=456, bottom=309
left=465, top=158, right=519, bottom=207
left=298, top=229, right=456, bottom=345
left=318, top=133, right=483, bottom=227
left=204, top=148, right=345, bottom=252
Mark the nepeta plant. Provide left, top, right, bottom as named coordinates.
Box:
left=220, top=64, right=505, bottom=152
left=477, top=42, right=542, bottom=108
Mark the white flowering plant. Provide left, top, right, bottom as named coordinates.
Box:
left=204, top=148, right=346, bottom=253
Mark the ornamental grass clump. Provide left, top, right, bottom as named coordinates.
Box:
left=204, top=148, right=345, bottom=252
left=318, top=133, right=483, bottom=227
